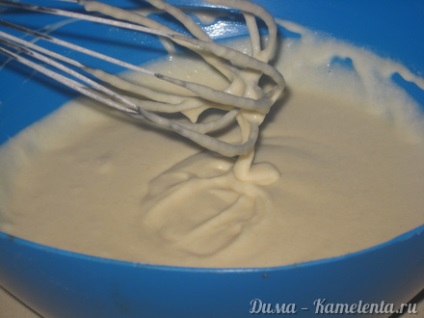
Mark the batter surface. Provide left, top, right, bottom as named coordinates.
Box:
left=1, top=24, right=424, bottom=267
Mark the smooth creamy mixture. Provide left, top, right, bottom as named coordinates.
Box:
left=0, top=22, right=424, bottom=267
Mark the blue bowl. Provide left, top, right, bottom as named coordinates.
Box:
left=1, top=1, right=423, bottom=317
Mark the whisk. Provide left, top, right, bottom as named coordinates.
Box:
left=0, top=0, right=285, bottom=157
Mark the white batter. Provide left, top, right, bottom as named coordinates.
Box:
left=0, top=23, right=424, bottom=267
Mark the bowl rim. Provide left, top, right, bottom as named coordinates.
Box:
left=1, top=224, right=423, bottom=273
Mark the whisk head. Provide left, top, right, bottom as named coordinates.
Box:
left=0, top=0, right=285, bottom=157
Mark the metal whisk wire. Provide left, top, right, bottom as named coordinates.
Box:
left=0, top=0, right=285, bottom=157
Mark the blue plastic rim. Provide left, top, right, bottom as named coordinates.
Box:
left=0, top=1, right=423, bottom=318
